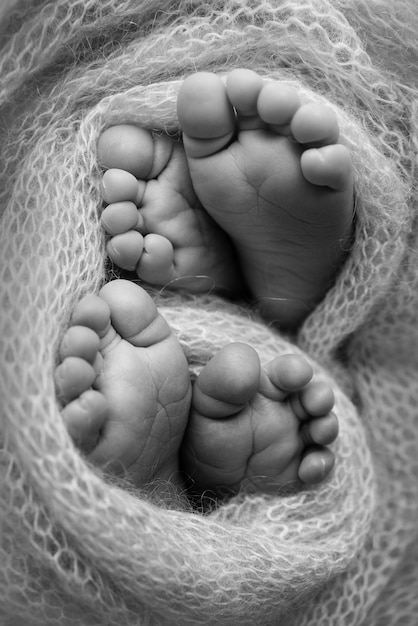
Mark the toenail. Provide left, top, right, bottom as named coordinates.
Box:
left=55, top=365, right=65, bottom=382
left=108, top=243, right=135, bottom=271
left=101, top=201, right=139, bottom=235
left=299, top=450, right=334, bottom=484
left=310, top=148, right=322, bottom=162
left=77, top=395, right=91, bottom=411
left=101, top=169, right=140, bottom=204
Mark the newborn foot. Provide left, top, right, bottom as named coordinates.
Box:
left=97, top=125, right=242, bottom=294
left=181, top=343, right=338, bottom=496
left=55, top=279, right=191, bottom=488
left=177, top=69, right=354, bottom=328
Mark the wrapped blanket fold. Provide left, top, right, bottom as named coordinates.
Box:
left=1, top=1, right=418, bottom=624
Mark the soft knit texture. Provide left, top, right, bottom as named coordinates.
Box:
left=1, top=1, right=418, bottom=624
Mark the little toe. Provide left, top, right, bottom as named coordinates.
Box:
left=55, top=356, right=96, bottom=403
left=62, top=389, right=108, bottom=454
left=98, top=279, right=171, bottom=347
left=107, top=230, right=144, bottom=271
left=177, top=72, right=236, bottom=158
left=59, top=325, right=100, bottom=364
left=298, top=447, right=335, bottom=484
left=101, top=169, right=145, bottom=205
left=301, top=144, right=353, bottom=191
left=290, top=102, right=340, bottom=147
left=192, top=342, right=261, bottom=418
left=101, top=201, right=143, bottom=236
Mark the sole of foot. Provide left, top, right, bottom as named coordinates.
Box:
left=97, top=125, right=243, bottom=295
left=181, top=342, right=338, bottom=496
left=56, top=281, right=337, bottom=499
left=177, top=69, right=354, bottom=328
left=55, top=279, right=191, bottom=488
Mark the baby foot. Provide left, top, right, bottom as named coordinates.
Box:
left=177, top=69, right=354, bottom=328
left=181, top=343, right=338, bottom=496
left=97, top=125, right=243, bottom=294
left=55, top=279, right=191, bottom=488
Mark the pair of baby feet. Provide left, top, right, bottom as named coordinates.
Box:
left=56, top=69, right=353, bottom=497
left=99, top=69, right=353, bottom=326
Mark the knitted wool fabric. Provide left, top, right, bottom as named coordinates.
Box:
left=1, top=1, right=418, bottom=624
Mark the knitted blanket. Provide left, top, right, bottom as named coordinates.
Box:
left=1, top=1, right=418, bottom=624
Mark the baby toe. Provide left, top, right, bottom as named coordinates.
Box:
left=290, top=102, right=339, bottom=146
left=59, top=325, right=100, bottom=364
left=98, top=279, right=170, bottom=347
left=101, top=201, right=143, bottom=236
left=257, top=82, right=301, bottom=127
left=301, top=412, right=339, bottom=447
left=226, top=68, right=264, bottom=116
left=71, top=295, right=111, bottom=338
left=97, top=125, right=155, bottom=178
left=55, top=356, right=96, bottom=403
left=298, top=447, right=335, bottom=484
left=294, top=380, right=335, bottom=419
left=192, top=342, right=260, bottom=418
left=62, top=389, right=108, bottom=453
left=107, top=230, right=144, bottom=271
left=177, top=72, right=236, bottom=157
left=301, top=143, right=353, bottom=191
left=264, top=354, right=313, bottom=396
left=136, top=233, right=175, bottom=284
left=101, top=169, right=144, bottom=205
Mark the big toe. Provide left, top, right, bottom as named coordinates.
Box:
left=98, top=279, right=171, bottom=347
left=97, top=125, right=155, bottom=178
left=192, top=343, right=261, bottom=419
left=177, top=72, right=236, bottom=158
